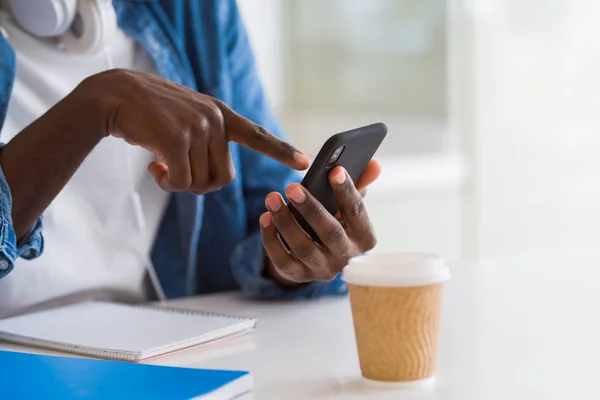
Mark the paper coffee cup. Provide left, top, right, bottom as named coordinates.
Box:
left=343, top=253, right=449, bottom=386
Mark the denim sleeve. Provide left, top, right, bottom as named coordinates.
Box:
left=224, top=1, right=346, bottom=299
left=230, top=233, right=347, bottom=299
left=0, top=144, right=44, bottom=279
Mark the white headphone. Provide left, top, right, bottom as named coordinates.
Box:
left=8, top=0, right=117, bottom=54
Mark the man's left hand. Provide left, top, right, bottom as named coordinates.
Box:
left=260, top=160, right=381, bottom=285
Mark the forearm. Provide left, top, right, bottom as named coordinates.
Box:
left=0, top=83, right=105, bottom=238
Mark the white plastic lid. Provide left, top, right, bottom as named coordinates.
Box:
left=342, top=253, right=450, bottom=287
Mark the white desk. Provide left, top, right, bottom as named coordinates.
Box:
left=2, top=252, right=600, bottom=399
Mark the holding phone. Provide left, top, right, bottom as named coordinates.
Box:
left=288, top=123, right=387, bottom=243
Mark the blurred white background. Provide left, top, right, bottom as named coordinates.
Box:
left=238, top=0, right=600, bottom=264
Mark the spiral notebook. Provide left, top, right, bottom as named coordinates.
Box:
left=0, top=301, right=256, bottom=362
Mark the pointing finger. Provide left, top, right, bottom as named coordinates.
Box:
left=217, top=101, right=310, bottom=171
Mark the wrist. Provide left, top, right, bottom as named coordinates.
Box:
left=74, top=72, right=119, bottom=141
left=0, top=77, right=111, bottom=239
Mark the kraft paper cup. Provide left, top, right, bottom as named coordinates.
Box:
left=343, top=253, right=450, bottom=386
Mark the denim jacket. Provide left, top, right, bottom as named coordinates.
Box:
left=0, top=0, right=346, bottom=299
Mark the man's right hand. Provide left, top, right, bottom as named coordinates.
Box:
left=80, top=69, right=310, bottom=194
left=0, top=69, right=309, bottom=239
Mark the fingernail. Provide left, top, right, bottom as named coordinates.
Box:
left=293, top=152, right=310, bottom=166
left=260, top=213, right=271, bottom=228
left=334, top=168, right=346, bottom=184
left=287, top=185, right=306, bottom=203
left=266, top=195, right=282, bottom=212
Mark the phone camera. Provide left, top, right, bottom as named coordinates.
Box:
left=326, top=145, right=345, bottom=168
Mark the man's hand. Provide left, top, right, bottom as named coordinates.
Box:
left=260, top=160, right=381, bottom=285
left=86, top=69, right=309, bottom=194
left=0, top=69, right=309, bottom=239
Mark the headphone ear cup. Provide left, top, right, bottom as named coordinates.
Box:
left=9, top=0, right=77, bottom=37
left=60, top=0, right=117, bottom=55
left=55, top=0, right=79, bottom=35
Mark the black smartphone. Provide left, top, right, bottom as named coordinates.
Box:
left=288, top=122, right=387, bottom=244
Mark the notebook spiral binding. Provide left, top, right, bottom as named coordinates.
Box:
left=133, top=303, right=255, bottom=322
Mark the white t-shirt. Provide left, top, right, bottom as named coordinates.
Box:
left=0, top=10, right=171, bottom=317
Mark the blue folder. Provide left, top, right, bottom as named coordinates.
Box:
left=0, top=350, right=252, bottom=399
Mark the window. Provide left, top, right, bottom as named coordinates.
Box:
left=239, top=0, right=460, bottom=172
left=287, top=0, right=447, bottom=119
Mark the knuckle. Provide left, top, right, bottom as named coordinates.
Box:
left=301, top=200, right=323, bottom=222
left=223, top=165, right=236, bottom=185
left=275, top=258, right=296, bottom=272
left=210, top=102, right=229, bottom=130
left=317, top=266, right=340, bottom=282
left=214, top=162, right=236, bottom=187
left=216, top=171, right=235, bottom=187
left=117, top=69, right=139, bottom=83
left=174, top=177, right=192, bottom=191
left=170, top=173, right=192, bottom=190
left=252, top=125, right=292, bottom=154
left=211, top=97, right=228, bottom=112
left=202, top=104, right=224, bottom=129
left=193, top=172, right=210, bottom=188
left=99, top=68, right=134, bottom=82
left=324, top=273, right=337, bottom=282
left=276, top=262, right=305, bottom=282
left=324, top=222, right=346, bottom=246
left=157, top=180, right=171, bottom=191
left=196, top=114, right=211, bottom=132
left=190, top=168, right=208, bottom=189
left=338, top=180, right=355, bottom=197
left=361, top=232, right=378, bottom=251
left=251, top=125, right=272, bottom=145
left=332, top=255, right=348, bottom=271
left=172, top=128, right=191, bottom=149
left=112, top=69, right=145, bottom=92
left=168, top=182, right=184, bottom=192
left=295, top=243, right=319, bottom=264
left=350, top=197, right=366, bottom=217
left=278, top=140, right=295, bottom=155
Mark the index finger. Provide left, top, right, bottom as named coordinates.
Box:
left=216, top=101, right=310, bottom=170
left=355, top=159, right=382, bottom=192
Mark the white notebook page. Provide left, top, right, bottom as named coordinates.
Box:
left=0, top=302, right=256, bottom=360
